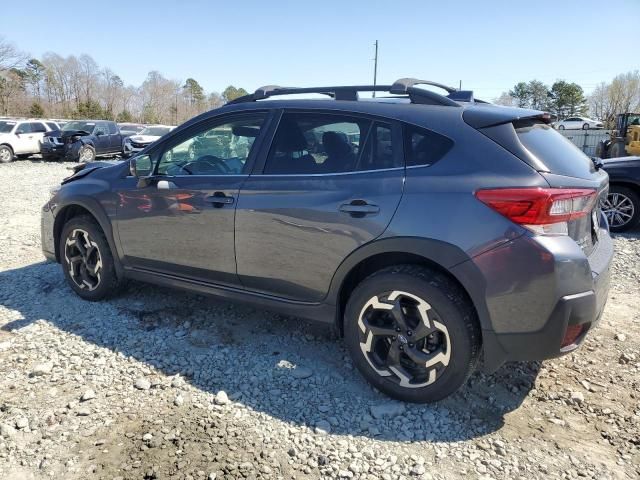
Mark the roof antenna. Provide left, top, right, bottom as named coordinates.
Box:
left=372, top=40, right=379, bottom=98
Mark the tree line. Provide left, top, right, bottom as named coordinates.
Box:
left=494, top=71, right=640, bottom=128
left=0, top=36, right=248, bottom=125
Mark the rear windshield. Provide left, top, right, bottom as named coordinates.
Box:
left=515, top=121, right=595, bottom=177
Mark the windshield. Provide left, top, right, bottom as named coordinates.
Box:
left=62, top=121, right=96, bottom=133
left=139, top=126, right=171, bottom=137
left=0, top=121, right=16, bottom=133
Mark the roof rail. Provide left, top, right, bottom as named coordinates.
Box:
left=228, top=78, right=471, bottom=107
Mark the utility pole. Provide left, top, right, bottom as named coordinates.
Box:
left=372, top=40, right=379, bottom=98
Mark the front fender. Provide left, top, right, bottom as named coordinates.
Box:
left=52, top=192, right=123, bottom=278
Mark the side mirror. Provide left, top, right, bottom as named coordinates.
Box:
left=130, top=154, right=153, bottom=178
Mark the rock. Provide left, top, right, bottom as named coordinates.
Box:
left=570, top=391, right=585, bottom=405
left=15, top=417, right=28, bottom=429
left=174, top=394, right=184, bottom=406
left=0, top=423, right=16, bottom=438
left=214, top=391, right=230, bottom=405
left=314, top=420, right=331, bottom=434
left=291, top=366, right=313, bottom=379
left=208, top=474, right=217, bottom=480
left=370, top=402, right=406, bottom=419
left=76, top=407, right=91, bottom=416
left=30, top=362, right=53, bottom=376
left=134, top=378, right=151, bottom=390
left=614, top=333, right=627, bottom=342
left=142, top=433, right=153, bottom=441
left=81, top=389, right=96, bottom=402
left=411, top=464, right=426, bottom=476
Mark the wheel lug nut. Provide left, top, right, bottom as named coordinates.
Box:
left=407, top=330, right=413, bottom=336
left=408, top=343, right=414, bottom=348
left=399, top=345, right=404, bottom=351
left=395, top=327, right=401, bottom=332
left=392, top=336, right=397, bottom=341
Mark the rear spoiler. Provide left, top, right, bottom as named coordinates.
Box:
left=463, top=106, right=551, bottom=129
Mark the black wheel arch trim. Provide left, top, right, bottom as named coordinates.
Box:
left=52, top=196, right=124, bottom=278
left=326, top=236, right=493, bottom=333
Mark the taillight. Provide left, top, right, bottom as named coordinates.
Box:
left=475, top=188, right=597, bottom=236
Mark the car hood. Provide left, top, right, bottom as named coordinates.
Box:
left=62, top=160, right=123, bottom=184
left=130, top=135, right=160, bottom=143
left=602, top=156, right=640, bottom=166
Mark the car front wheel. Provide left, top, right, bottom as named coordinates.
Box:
left=344, top=265, right=481, bottom=403
left=0, top=145, right=14, bottom=163
left=558, top=125, right=565, bottom=130
left=78, top=145, right=96, bottom=163
left=60, top=215, right=121, bottom=300
left=583, top=123, right=590, bottom=130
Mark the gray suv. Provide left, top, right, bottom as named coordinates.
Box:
left=41, top=79, right=613, bottom=402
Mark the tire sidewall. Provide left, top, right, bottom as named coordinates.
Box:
left=344, top=271, right=476, bottom=403
left=0, top=145, right=13, bottom=163
left=79, top=145, right=96, bottom=163
left=59, top=217, right=117, bottom=301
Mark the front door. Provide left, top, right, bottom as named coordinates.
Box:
left=13, top=122, right=34, bottom=154
left=114, top=113, right=269, bottom=286
left=235, top=110, right=405, bottom=302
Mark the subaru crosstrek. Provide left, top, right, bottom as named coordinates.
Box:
left=41, top=79, right=613, bottom=402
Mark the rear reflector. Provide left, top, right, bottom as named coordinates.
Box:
left=475, top=188, right=597, bottom=235
left=561, top=324, right=585, bottom=348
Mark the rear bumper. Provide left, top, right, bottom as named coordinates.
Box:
left=461, top=221, right=613, bottom=373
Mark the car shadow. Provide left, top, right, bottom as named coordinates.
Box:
left=0, top=261, right=541, bottom=443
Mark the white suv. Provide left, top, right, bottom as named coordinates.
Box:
left=0, top=119, right=58, bottom=163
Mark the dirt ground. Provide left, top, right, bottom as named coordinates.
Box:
left=0, top=161, right=638, bottom=480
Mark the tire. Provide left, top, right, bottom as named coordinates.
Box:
left=59, top=215, right=121, bottom=301
left=558, top=125, right=565, bottom=130
left=78, top=145, right=96, bottom=163
left=583, top=123, right=590, bottom=130
left=0, top=145, right=14, bottom=163
left=602, top=185, right=640, bottom=232
left=17, top=154, right=31, bottom=160
left=344, top=265, right=481, bottom=403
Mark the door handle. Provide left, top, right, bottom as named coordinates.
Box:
left=205, top=192, right=235, bottom=207
left=339, top=200, right=380, bottom=217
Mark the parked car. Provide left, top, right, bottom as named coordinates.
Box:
left=601, top=156, right=640, bottom=232
left=0, top=119, right=55, bottom=163
left=41, top=120, right=124, bottom=162
left=555, top=116, right=604, bottom=130
left=123, top=125, right=175, bottom=157
left=42, top=78, right=613, bottom=402
left=118, top=123, right=145, bottom=138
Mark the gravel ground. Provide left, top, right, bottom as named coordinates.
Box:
left=0, top=160, right=638, bottom=480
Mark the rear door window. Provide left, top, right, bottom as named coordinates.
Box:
left=108, top=122, right=118, bottom=134
left=263, top=112, right=400, bottom=174
left=30, top=122, right=47, bottom=133
left=515, top=120, right=595, bottom=177
left=15, top=123, right=32, bottom=134
left=403, top=124, right=454, bottom=167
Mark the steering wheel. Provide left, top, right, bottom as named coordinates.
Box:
left=183, top=155, right=232, bottom=175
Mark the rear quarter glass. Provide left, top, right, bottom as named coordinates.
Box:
left=515, top=121, right=596, bottom=179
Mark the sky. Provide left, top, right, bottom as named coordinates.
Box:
left=2, top=0, right=639, bottom=99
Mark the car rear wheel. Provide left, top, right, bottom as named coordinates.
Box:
left=558, top=125, right=565, bottom=130
left=602, top=186, right=640, bottom=232
left=78, top=145, right=96, bottom=163
left=0, top=145, right=14, bottom=163
left=344, top=265, right=481, bottom=403
left=583, top=123, right=590, bottom=130
left=60, top=215, right=121, bottom=301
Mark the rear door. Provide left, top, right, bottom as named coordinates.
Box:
left=235, top=110, right=405, bottom=302
left=107, top=122, right=121, bottom=152
left=29, top=122, right=48, bottom=153
left=93, top=122, right=111, bottom=154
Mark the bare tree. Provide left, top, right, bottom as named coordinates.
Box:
left=0, top=36, right=26, bottom=71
